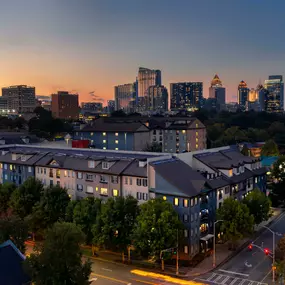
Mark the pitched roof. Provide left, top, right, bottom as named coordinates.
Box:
left=0, top=240, right=31, bottom=285
left=151, top=158, right=206, bottom=197
left=81, top=118, right=149, bottom=132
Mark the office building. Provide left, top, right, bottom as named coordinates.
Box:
left=81, top=102, right=103, bottom=113
left=147, top=85, right=168, bottom=112
left=36, top=95, right=51, bottom=111
left=51, top=91, right=79, bottom=119
left=137, top=67, right=161, bottom=98
left=114, top=83, right=137, bottom=113
left=208, top=74, right=226, bottom=111
left=257, top=84, right=268, bottom=112
left=107, top=100, right=115, bottom=114
left=237, top=81, right=249, bottom=111
left=0, top=97, right=8, bottom=112
left=170, top=82, right=203, bottom=111
left=264, top=75, right=284, bottom=113
left=2, top=85, right=36, bottom=114
left=0, top=144, right=266, bottom=259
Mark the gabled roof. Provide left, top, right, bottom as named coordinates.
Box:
left=151, top=158, right=206, bottom=197
left=0, top=240, right=31, bottom=285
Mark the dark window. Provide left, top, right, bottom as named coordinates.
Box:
left=137, top=179, right=142, bottom=186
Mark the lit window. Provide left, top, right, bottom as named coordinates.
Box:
left=115, top=140, right=119, bottom=144
left=95, top=187, right=98, bottom=191
left=174, top=198, right=179, bottom=206
left=196, top=131, right=198, bottom=136
left=90, top=132, right=94, bottom=136
left=86, top=186, right=94, bottom=193
left=196, top=123, right=198, bottom=128
left=182, top=130, right=186, bottom=134
left=184, top=230, right=188, bottom=238
left=103, top=140, right=106, bottom=143
left=195, top=197, right=198, bottom=205
left=113, top=189, right=118, bottom=196
left=184, top=246, right=189, bottom=254
left=115, top=133, right=118, bottom=136
left=9, top=165, right=13, bottom=171
left=183, top=199, right=188, bottom=207
left=102, top=132, right=106, bottom=136
left=0, top=163, right=2, bottom=169
left=229, top=169, right=233, bottom=177
left=163, top=196, right=167, bottom=201
left=115, top=148, right=119, bottom=150
left=196, top=144, right=199, bottom=149
left=64, top=170, right=67, bottom=177
left=196, top=138, right=198, bottom=143
left=100, top=188, right=108, bottom=195
left=103, top=147, right=106, bottom=150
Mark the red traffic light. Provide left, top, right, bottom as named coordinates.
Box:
left=264, top=248, right=269, bottom=255
left=248, top=244, right=253, bottom=250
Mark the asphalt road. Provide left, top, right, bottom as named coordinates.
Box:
left=195, top=212, right=285, bottom=285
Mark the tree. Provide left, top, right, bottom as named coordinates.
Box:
left=24, top=222, right=91, bottom=285
left=10, top=178, right=44, bottom=218
left=132, top=198, right=183, bottom=260
left=65, top=200, right=78, bottom=222
left=276, top=236, right=285, bottom=261
left=261, top=139, right=279, bottom=157
left=27, top=185, right=70, bottom=235
left=0, top=183, right=16, bottom=216
left=270, top=180, right=285, bottom=207
left=73, top=197, right=102, bottom=244
left=92, top=196, right=139, bottom=260
left=242, top=189, right=271, bottom=225
left=144, top=142, right=162, bottom=152
left=217, top=198, right=254, bottom=250
left=241, top=145, right=250, bottom=156
left=271, top=156, right=285, bottom=182
left=0, top=215, right=29, bottom=253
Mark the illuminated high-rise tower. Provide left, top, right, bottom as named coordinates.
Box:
left=238, top=80, right=249, bottom=111
left=138, top=67, right=161, bottom=98
left=208, top=74, right=226, bottom=110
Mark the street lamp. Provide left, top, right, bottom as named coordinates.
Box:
left=262, top=225, right=276, bottom=283
left=213, top=220, right=223, bottom=268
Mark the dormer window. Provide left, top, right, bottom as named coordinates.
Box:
left=21, top=155, right=27, bottom=162
left=102, top=162, right=110, bottom=170
left=229, top=169, right=233, bottom=177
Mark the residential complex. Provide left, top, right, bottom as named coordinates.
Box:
left=51, top=91, right=79, bottom=119
left=73, top=116, right=207, bottom=153
left=170, top=82, right=203, bottom=111
left=2, top=85, right=36, bottom=114
left=0, top=144, right=267, bottom=259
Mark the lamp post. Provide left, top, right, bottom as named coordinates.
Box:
left=213, top=220, right=223, bottom=268
left=262, top=225, right=276, bottom=283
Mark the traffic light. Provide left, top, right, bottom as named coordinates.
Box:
left=264, top=248, right=269, bottom=255
left=248, top=244, right=253, bottom=251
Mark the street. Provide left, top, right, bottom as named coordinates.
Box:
left=194, top=212, right=285, bottom=285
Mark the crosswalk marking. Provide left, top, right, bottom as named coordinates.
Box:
left=194, top=272, right=268, bottom=285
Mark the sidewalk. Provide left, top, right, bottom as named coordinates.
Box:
left=186, top=208, right=283, bottom=277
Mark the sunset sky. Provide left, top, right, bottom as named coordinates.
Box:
left=1, top=0, right=285, bottom=104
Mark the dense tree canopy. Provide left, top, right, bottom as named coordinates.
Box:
left=0, top=183, right=16, bottom=216
left=261, top=140, right=279, bottom=157
left=10, top=177, right=44, bottom=218
left=217, top=198, right=254, bottom=250
left=132, top=198, right=183, bottom=259
left=24, top=222, right=91, bottom=285
left=242, top=189, right=271, bottom=225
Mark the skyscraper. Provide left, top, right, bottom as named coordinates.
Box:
left=2, top=85, right=36, bottom=113
left=170, top=82, right=203, bottom=111
left=237, top=80, right=249, bottom=111
left=51, top=91, right=79, bottom=119
left=264, top=75, right=284, bottom=113
left=137, top=67, right=161, bottom=98
left=208, top=74, right=226, bottom=111
left=107, top=100, right=115, bottom=114
left=147, top=85, right=168, bottom=112
left=114, top=83, right=137, bottom=113
left=257, top=84, right=268, bottom=112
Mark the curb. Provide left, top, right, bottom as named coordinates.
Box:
left=187, top=211, right=284, bottom=278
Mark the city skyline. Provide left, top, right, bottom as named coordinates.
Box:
left=1, top=0, right=285, bottom=103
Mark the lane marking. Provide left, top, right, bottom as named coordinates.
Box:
left=221, top=276, right=230, bottom=284
left=213, top=275, right=224, bottom=283
left=207, top=273, right=217, bottom=281
left=218, top=269, right=249, bottom=277
left=229, top=278, right=238, bottom=285
left=131, top=279, right=158, bottom=285
left=260, top=269, right=271, bottom=283
left=239, top=279, right=247, bottom=285
left=102, top=268, right=112, bottom=272
left=91, top=273, right=131, bottom=284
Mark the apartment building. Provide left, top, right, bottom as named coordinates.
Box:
left=0, top=145, right=267, bottom=260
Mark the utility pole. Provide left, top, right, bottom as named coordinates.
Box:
left=176, top=229, right=179, bottom=276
